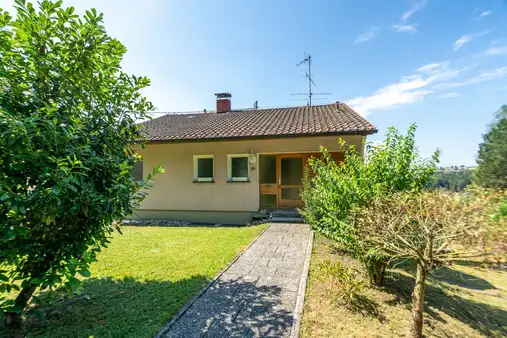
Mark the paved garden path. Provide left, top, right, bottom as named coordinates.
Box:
left=157, top=223, right=313, bottom=338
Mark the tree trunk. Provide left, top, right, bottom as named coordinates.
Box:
left=4, top=285, right=37, bottom=328
left=369, top=259, right=387, bottom=286
left=411, top=262, right=427, bottom=338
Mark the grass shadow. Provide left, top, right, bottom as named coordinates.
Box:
left=346, top=294, right=385, bottom=322
left=454, top=259, right=507, bottom=271
left=431, top=266, right=497, bottom=290
left=392, top=259, right=497, bottom=291
left=327, top=243, right=350, bottom=256
left=1, top=275, right=210, bottom=338
left=160, top=276, right=295, bottom=337
left=383, top=271, right=507, bottom=337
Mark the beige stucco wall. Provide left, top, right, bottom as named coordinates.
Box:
left=138, top=135, right=364, bottom=215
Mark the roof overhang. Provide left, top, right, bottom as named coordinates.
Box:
left=145, top=129, right=378, bottom=144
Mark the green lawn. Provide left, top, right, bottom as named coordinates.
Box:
left=1, top=225, right=266, bottom=338
left=301, top=235, right=507, bottom=338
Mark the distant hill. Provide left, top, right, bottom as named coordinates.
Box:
left=427, top=167, right=474, bottom=191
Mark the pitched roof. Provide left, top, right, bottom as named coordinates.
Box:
left=142, top=103, right=377, bottom=142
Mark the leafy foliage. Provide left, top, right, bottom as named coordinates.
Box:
left=0, top=0, right=162, bottom=323
left=496, top=199, right=507, bottom=220
left=315, top=260, right=365, bottom=306
left=300, top=124, right=439, bottom=284
left=426, top=169, right=473, bottom=191
left=474, top=105, right=507, bottom=188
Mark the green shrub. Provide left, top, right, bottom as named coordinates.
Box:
left=495, top=198, right=507, bottom=220
left=315, top=260, right=365, bottom=306
left=301, top=124, right=439, bottom=285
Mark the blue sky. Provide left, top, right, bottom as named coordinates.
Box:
left=2, top=0, right=507, bottom=166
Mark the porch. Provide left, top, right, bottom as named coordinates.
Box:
left=258, top=152, right=343, bottom=210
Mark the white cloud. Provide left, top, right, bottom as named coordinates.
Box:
left=354, top=28, right=378, bottom=44
left=479, top=11, right=492, bottom=18
left=391, top=0, right=426, bottom=35
left=475, top=46, right=507, bottom=57
left=401, top=0, right=427, bottom=21
left=392, top=24, right=417, bottom=33
left=437, top=92, right=461, bottom=99
left=346, top=62, right=462, bottom=115
left=436, top=66, right=507, bottom=89
left=453, top=35, right=471, bottom=51
left=453, top=31, right=488, bottom=51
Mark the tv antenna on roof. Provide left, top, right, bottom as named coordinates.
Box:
left=291, top=53, right=332, bottom=106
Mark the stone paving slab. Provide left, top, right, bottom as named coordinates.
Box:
left=158, top=223, right=312, bottom=338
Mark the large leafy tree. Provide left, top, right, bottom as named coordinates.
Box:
left=0, top=0, right=161, bottom=325
left=474, top=105, right=507, bottom=188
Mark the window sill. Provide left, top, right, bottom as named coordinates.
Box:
left=193, top=179, right=215, bottom=183
left=227, top=179, right=250, bottom=183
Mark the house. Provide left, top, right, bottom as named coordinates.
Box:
left=134, top=93, right=377, bottom=224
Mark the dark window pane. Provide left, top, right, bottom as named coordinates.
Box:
left=281, top=157, right=303, bottom=185
left=197, top=158, right=213, bottom=178
left=231, top=157, right=248, bottom=178
left=132, top=161, right=143, bottom=181
left=260, top=194, right=277, bottom=208
left=260, top=155, right=276, bottom=183
left=281, top=188, right=300, bottom=200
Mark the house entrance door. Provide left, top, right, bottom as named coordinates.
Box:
left=259, top=152, right=345, bottom=209
left=259, top=154, right=305, bottom=209
left=277, top=154, right=304, bottom=208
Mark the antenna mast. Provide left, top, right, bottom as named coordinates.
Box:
left=292, top=53, right=331, bottom=106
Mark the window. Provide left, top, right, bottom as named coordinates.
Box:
left=132, top=161, right=143, bottom=181
left=227, top=154, right=249, bottom=182
left=259, top=155, right=276, bottom=183
left=193, top=155, right=214, bottom=182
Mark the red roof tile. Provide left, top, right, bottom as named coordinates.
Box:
left=142, top=103, right=377, bottom=142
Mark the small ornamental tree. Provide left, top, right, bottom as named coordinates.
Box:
left=350, top=191, right=490, bottom=338
left=300, top=124, right=439, bottom=285
left=474, top=105, right=507, bottom=188
left=0, top=0, right=162, bottom=325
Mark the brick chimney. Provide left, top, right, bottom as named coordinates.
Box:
left=215, top=92, right=231, bottom=113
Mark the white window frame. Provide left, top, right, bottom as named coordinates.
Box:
left=227, top=154, right=250, bottom=182
left=193, top=155, right=214, bottom=182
